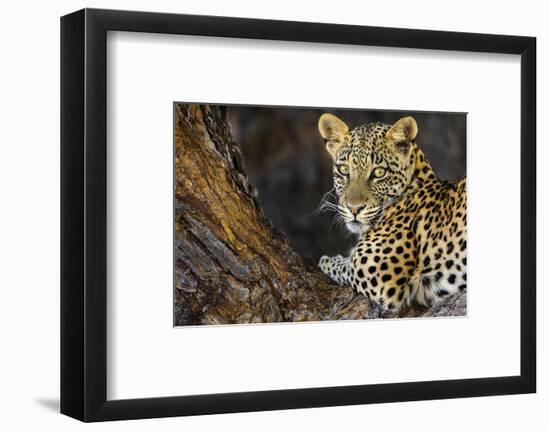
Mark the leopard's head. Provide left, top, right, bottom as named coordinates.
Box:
left=318, top=113, right=418, bottom=234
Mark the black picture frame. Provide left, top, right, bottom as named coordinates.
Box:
left=61, top=8, right=536, bottom=422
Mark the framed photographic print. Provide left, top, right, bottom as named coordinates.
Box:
left=61, top=8, right=536, bottom=422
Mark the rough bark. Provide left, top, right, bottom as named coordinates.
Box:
left=174, top=104, right=465, bottom=326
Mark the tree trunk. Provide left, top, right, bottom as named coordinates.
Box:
left=174, top=104, right=465, bottom=325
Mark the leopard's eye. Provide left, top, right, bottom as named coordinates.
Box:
left=372, top=167, right=386, bottom=178
left=336, top=164, right=350, bottom=176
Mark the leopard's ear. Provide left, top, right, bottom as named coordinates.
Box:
left=386, top=116, right=418, bottom=153
left=318, top=113, right=349, bottom=159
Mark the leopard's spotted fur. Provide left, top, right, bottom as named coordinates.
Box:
left=317, top=114, right=467, bottom=311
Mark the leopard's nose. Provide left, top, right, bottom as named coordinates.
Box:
left=348, top=205, right=365, bottom=216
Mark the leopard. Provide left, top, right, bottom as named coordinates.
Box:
left=317, top=113, right=467, bottom=312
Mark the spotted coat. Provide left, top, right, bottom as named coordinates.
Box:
left=317, top=114, right=467, bottom=310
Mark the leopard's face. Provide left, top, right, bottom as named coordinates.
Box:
left=319, top=114, right=418, bottom=234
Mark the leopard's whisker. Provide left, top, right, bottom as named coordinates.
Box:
left=311, top=188, right=339, bottom=217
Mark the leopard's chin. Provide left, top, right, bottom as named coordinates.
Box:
left=346, top=221, right=369, bottom=235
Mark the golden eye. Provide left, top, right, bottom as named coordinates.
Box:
left=372, top=167, right=386, bottom=178
left=336, top=164, right=350, bottom=176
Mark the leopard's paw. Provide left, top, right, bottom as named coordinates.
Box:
left=318, top=255, right=331, bottom=274
left=318, top=254, right=342, bottom=275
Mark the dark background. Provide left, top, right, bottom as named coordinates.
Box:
left=228, top=106, right=466, bottom=263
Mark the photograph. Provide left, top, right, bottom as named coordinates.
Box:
left=174, top=103, right=467, bottom=325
